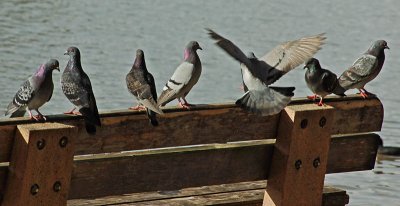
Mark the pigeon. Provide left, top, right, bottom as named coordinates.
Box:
left=61, top=47, right=101, bottom=134
left=5, top=59, right=59, bottom=120
left=157, top=41, right=202, bottom=109
left=334, top=40, right=389, bottom=98
left=304, top=58, right=344, bottom=106
left=207, top=29, right=326, bottom=115
left=126, top=49, right=163, bottom=126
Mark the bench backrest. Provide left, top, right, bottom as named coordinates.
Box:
left=0, top=95, right=383, bottom=205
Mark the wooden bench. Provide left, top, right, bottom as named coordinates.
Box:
left=0, top=95, right=383, bottom=206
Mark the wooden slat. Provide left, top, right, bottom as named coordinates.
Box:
left=0, top=95, right=383, bottom=163
left=66, top=133, right=379, bottom=199
left=68, top=181, right=267, bottom=206
left=68, top=140, right=274, bottom=199
left=327, top=133, right=381, bottom=173
left=67, top=181, right=348, bottom=206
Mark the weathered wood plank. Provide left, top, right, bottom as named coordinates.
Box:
left=68, top=140, right=275, bottom=199
left=68, top=181, right=268, bottom=206
left=2, top=123, right=78, bottom=206
left=327, top=133, right=381, bottom=173
left=265, top=104, right=335, bottom=205
left=66, top=132, right=379, bottom=199
left=0, top=95, right=383, bottom=163
left=67, top=181, right=348, bottom=206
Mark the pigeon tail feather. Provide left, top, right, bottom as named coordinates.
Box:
left=5, top=102, right=19, bottom=116
left=236, top=86, right=295, bottom=116
left=141, top=99, right=164, bottom=115
left=146, top=108, right=159, bottom=126
left=331, top=84, right=347, bottom=96
left=85, top=122, right=97, bottom=135
left=79, top=107, right=101, bottom=135
left=10, top=108, right=27, bottom=118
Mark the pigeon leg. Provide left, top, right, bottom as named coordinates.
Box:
left=35, top=110, right=47, bottom=121
left=28, top=110, right=34, bottom=120
left=129, top=105, right=146, bottom=110
left=182, top=97, right=192, bottom=107
left=307, top=94, right=317, bottom=101
left=28, top=110, right=41, bottom=121
left=359, top=89, right=368, bottom=99
left=317, top=97, right=324, bottom=106
left=361, top=88, right=375, bottom=96
left=178, top=98, right=190, bottom=109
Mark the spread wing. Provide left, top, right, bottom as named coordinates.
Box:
left=206, top=28, right=254, bottom=71
left=260, top=33, right=326, bottom=74
left=338, top=54, right=377, bottom=89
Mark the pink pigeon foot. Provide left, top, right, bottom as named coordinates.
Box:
left=359, top=89, right=369, bottom=99
left=64, top=108, right=77, bottom=114
left=178, top=102, right=191, bottom=109
left=307, top=95, right=317, bottom=100
left=129, top=105, right=146, bottom=111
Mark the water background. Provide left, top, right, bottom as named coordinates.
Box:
left=0, top=0, right=399, bottom=205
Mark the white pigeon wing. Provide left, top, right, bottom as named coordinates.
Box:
left=260, top=33, right=326, bottom=73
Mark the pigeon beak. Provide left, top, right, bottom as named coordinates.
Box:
left=56, top=67, right=60, bottom=72
left=303, top=65, right=307, bottom=69
left=64, top=51, right=68, bottom=55
left=198, top=46, right=203, bottom=50
left=385, top=45, right=390, bottom=49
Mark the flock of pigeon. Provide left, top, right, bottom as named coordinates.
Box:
left=4, top=29, right=389, bottom=134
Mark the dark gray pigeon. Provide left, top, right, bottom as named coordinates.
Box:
left=207, top=29, right=326, bottom=115
left=126, top=49, right=163, bottom=126
left=5, top=59, right=59, bottom=120
left=61, top=47, right=101, bottom=134
left=334, top=40, right=389, bottom=98
left=304, top=58, right=344, bottom=106
left=157, top=41, right=202, bottom=109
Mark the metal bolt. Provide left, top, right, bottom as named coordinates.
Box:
left=36, top=139, right=46, bottom=150
left=313, top=157, right=321, bottom=168
left=300, top=119, right=308, bottom=129
left=319, top=117, right=327, bottom=128
left=295, top=159, right=302, bottom=170
left=30, top=184, right=39, bottom=195
left=59, top=136, right=68, bottom=148
left=53, top=181, right=61, bottom=192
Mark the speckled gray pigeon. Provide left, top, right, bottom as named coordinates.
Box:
left=157, top=41, right=202, bottom=109
left=304, top=58, right=344, bottom=106
left=5, top=59, right=59, bottom=120
left=126, top=49, right=163, bottom=126
left=61, top=47, right=101, bottom=134
left=334, top=40, right=389, bottom=98
left=207, top=29, right=325, bottom=115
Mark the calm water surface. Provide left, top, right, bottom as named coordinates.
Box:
left=0, top=0, right=399, bottom=205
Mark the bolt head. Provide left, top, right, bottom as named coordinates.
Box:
left=295, top=159, right=302, bottom=170
left=319, top=117, right=327, bottom=128
left=59, top=137, right=68, bottom=148
left=300, top=119, right=308, bottom=129
left=36, top=139, right=46, bottom=150
left=313, top=157, right=321, bottom=168
left=53, top=181, right=62, bottom=192
left=30, top=184, right=39, bottom=195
